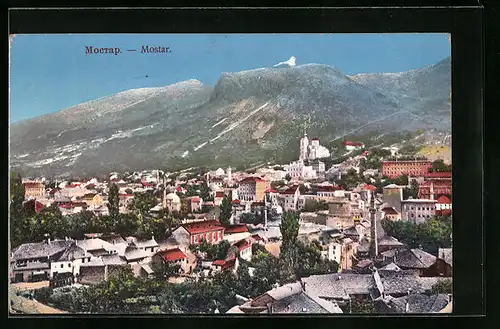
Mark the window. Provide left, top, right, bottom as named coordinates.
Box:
left=68, top=263, right=71, bottom=267
left=60, top=264, right=63, bottom=268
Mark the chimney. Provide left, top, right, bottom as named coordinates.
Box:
left=47, top=238, right=51, bottom=244
left=405, top=302, right=410, bottom=313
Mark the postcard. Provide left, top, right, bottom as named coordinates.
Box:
left=9, top=33, right=452, bottom=314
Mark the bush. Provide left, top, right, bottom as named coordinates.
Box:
left=34, top=287, right=53, bottom=304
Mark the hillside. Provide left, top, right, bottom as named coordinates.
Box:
left=10, top=59, right=451, bottom=177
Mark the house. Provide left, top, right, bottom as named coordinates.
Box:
left=122, top=245, right=150, bottom=265
left=238, top=177, right=268, bottom=202
left=418, top=172, right=452, bottom=200
left=316, top=185, right=344, bottom=199
left=212, top=257, right=239, bottom=274
left=49, top=242, right=93, bottom=281
left=376, top=269, right=450, bottom=297
left=129, top=236, right=160, bottom=254
left=401, top=199, right=437, bottom=223
left=381, top=206, right=401, bottom=221
left=226, top=281, right=343, bottom=314
left=435, top=195, right=452, bottom=215
left=10, top=239, right=75, bottom=283
left=76, top=238, right=117, bottom=257
left=278, top=185, right=300, bottom=212
left=223, top=224, right=251, bottom=243
left=187, top=196, right=203, bottom=212
left=375, top=293, right=451, bottom=313
left=79, top=254, right=129, bottom=284
left=81, top=193, right=104, bottom=207
left=59, top=187, right=91, bottom=198
left=344, top=141, right=365, bottom=151
left=23, top=181, right=45, bottom=199
left=436, top=248, right=452, bottom=277
left=301, top=273, right=375, bottom=305
left=382, top=160, right=431, bottom=179
left=163, top=192, right=181, bottom=212
left=383, top=184, right=403, bottom=213
left=169, top=220, right=225, bottom=246
left=390, top=248, right=438, bottom=277
left=151, top=248, right=188, bottom=274
left=377, top=235, right=406, bottom=254
left=214, top=191, right=226, bottom=206
left=232, top=238, right=253, bottom=261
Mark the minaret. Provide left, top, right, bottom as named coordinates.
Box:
left=299, top=130, right=309, bottom=161
left=430, top=181, right=435, bottom=200
left=264, top=192, right=268, bottom=228
left=227, top=166, right=232, bottom=184
left=369, top=191, right=378, bottom=258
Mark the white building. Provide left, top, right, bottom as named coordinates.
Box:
left=401, top=199, right=437, bottom=224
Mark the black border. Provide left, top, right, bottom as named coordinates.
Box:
left=6, top=6, right=484, bottom=323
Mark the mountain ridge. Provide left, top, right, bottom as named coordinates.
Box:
left=10, top=58, right=451, bottom=177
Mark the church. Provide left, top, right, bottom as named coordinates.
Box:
left=284, top=131, right=329, bottom=181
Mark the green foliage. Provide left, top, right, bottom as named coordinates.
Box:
left=218, top=194, right=232, bottom=227
left=403, top=179, right=419, bottom=199
left=199, top=182, right=212, bottom=201
left=429, top=279, right=452, bottom=295
left=284, top=174, right=291, bottom=181
left=270, top=180, right=286, bottom=190
left=350, top=299, right=376, bottom=314
left=430, top=159, right=452, bottom=173
left=381, top=217, right=452, bottom=255
left=128, top=192, right=158, bottom=215
left=239, top=212, right=262, bottom=225
left=190, top=239, right=231, bottom=260
left=398, top=144, right=419, bottom=155
left=34, top=286, right=53, bottom=304
left=337, top=168, right=363, bottom=190
left=107, top=183, right=120, bottom=219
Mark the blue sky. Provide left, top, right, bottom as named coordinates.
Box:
left=9, top=33, right=450, bottom=122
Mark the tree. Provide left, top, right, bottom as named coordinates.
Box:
left=239, top=212, right=261, bottom=225
left=35, top=204, right=68, bottom=240
left=429, top=279, right=452, bottom=295
left=199, top=182, right=211, bottom=201
left=218, top=194, right=233, bottom=227
left=350, top=299, right=376, bottom=314
left=430, top=159, right=452, bottom=173
left=107, top=183, right=120, bottom=220
left=68, top=210, right=95, bottom=239
left=129, top=192, right=158, bottom=215
left=216, top=240, right=232, bottom=260
left=10, top=171, right=26, bottom=247
left=278, top=211, right=300, bottom=284
left=284, top=174, right=292, bottom=181
left=403, top=179, right=419, bottom=199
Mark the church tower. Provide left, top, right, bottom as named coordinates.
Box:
left=299, top=130, right=309, bottom=161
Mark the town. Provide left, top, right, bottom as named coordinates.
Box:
left=9, top=132, right=453, bottom=314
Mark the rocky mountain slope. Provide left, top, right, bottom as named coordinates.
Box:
left=10, top=58, right=451, bottom=177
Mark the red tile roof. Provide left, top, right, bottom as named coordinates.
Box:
left=344, top=141, right=364, bottom=146
left=212, top=260, right=225, bottom=266
left=182, top=220, right=225, bottom=234
left=382, top=207, right=399, bottom=215
left=191, top=197, right=201, bottom=202
left=224, top=225, right=249, bottom=234
left=49, top=188, right=59, bottom=194
left=234, top=239, right=252, bottom=251
left=232, top=199, right=241, bottom=204
left=142, top=181, right=153, bottom=187
left=362, top=184, right=377, bottom=191
left=215, top=191, right=225, bottom=198
left=436, top=195, right=451, bottom=204
left=158, top=248, right=186, bottom=262
left=311, top=138, right=320, bottom=141
left=239, top=176, right=265, bottom=184
left=251, top=234, right=264, bottom=242
left=265, top=189, right=278, bottom=193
